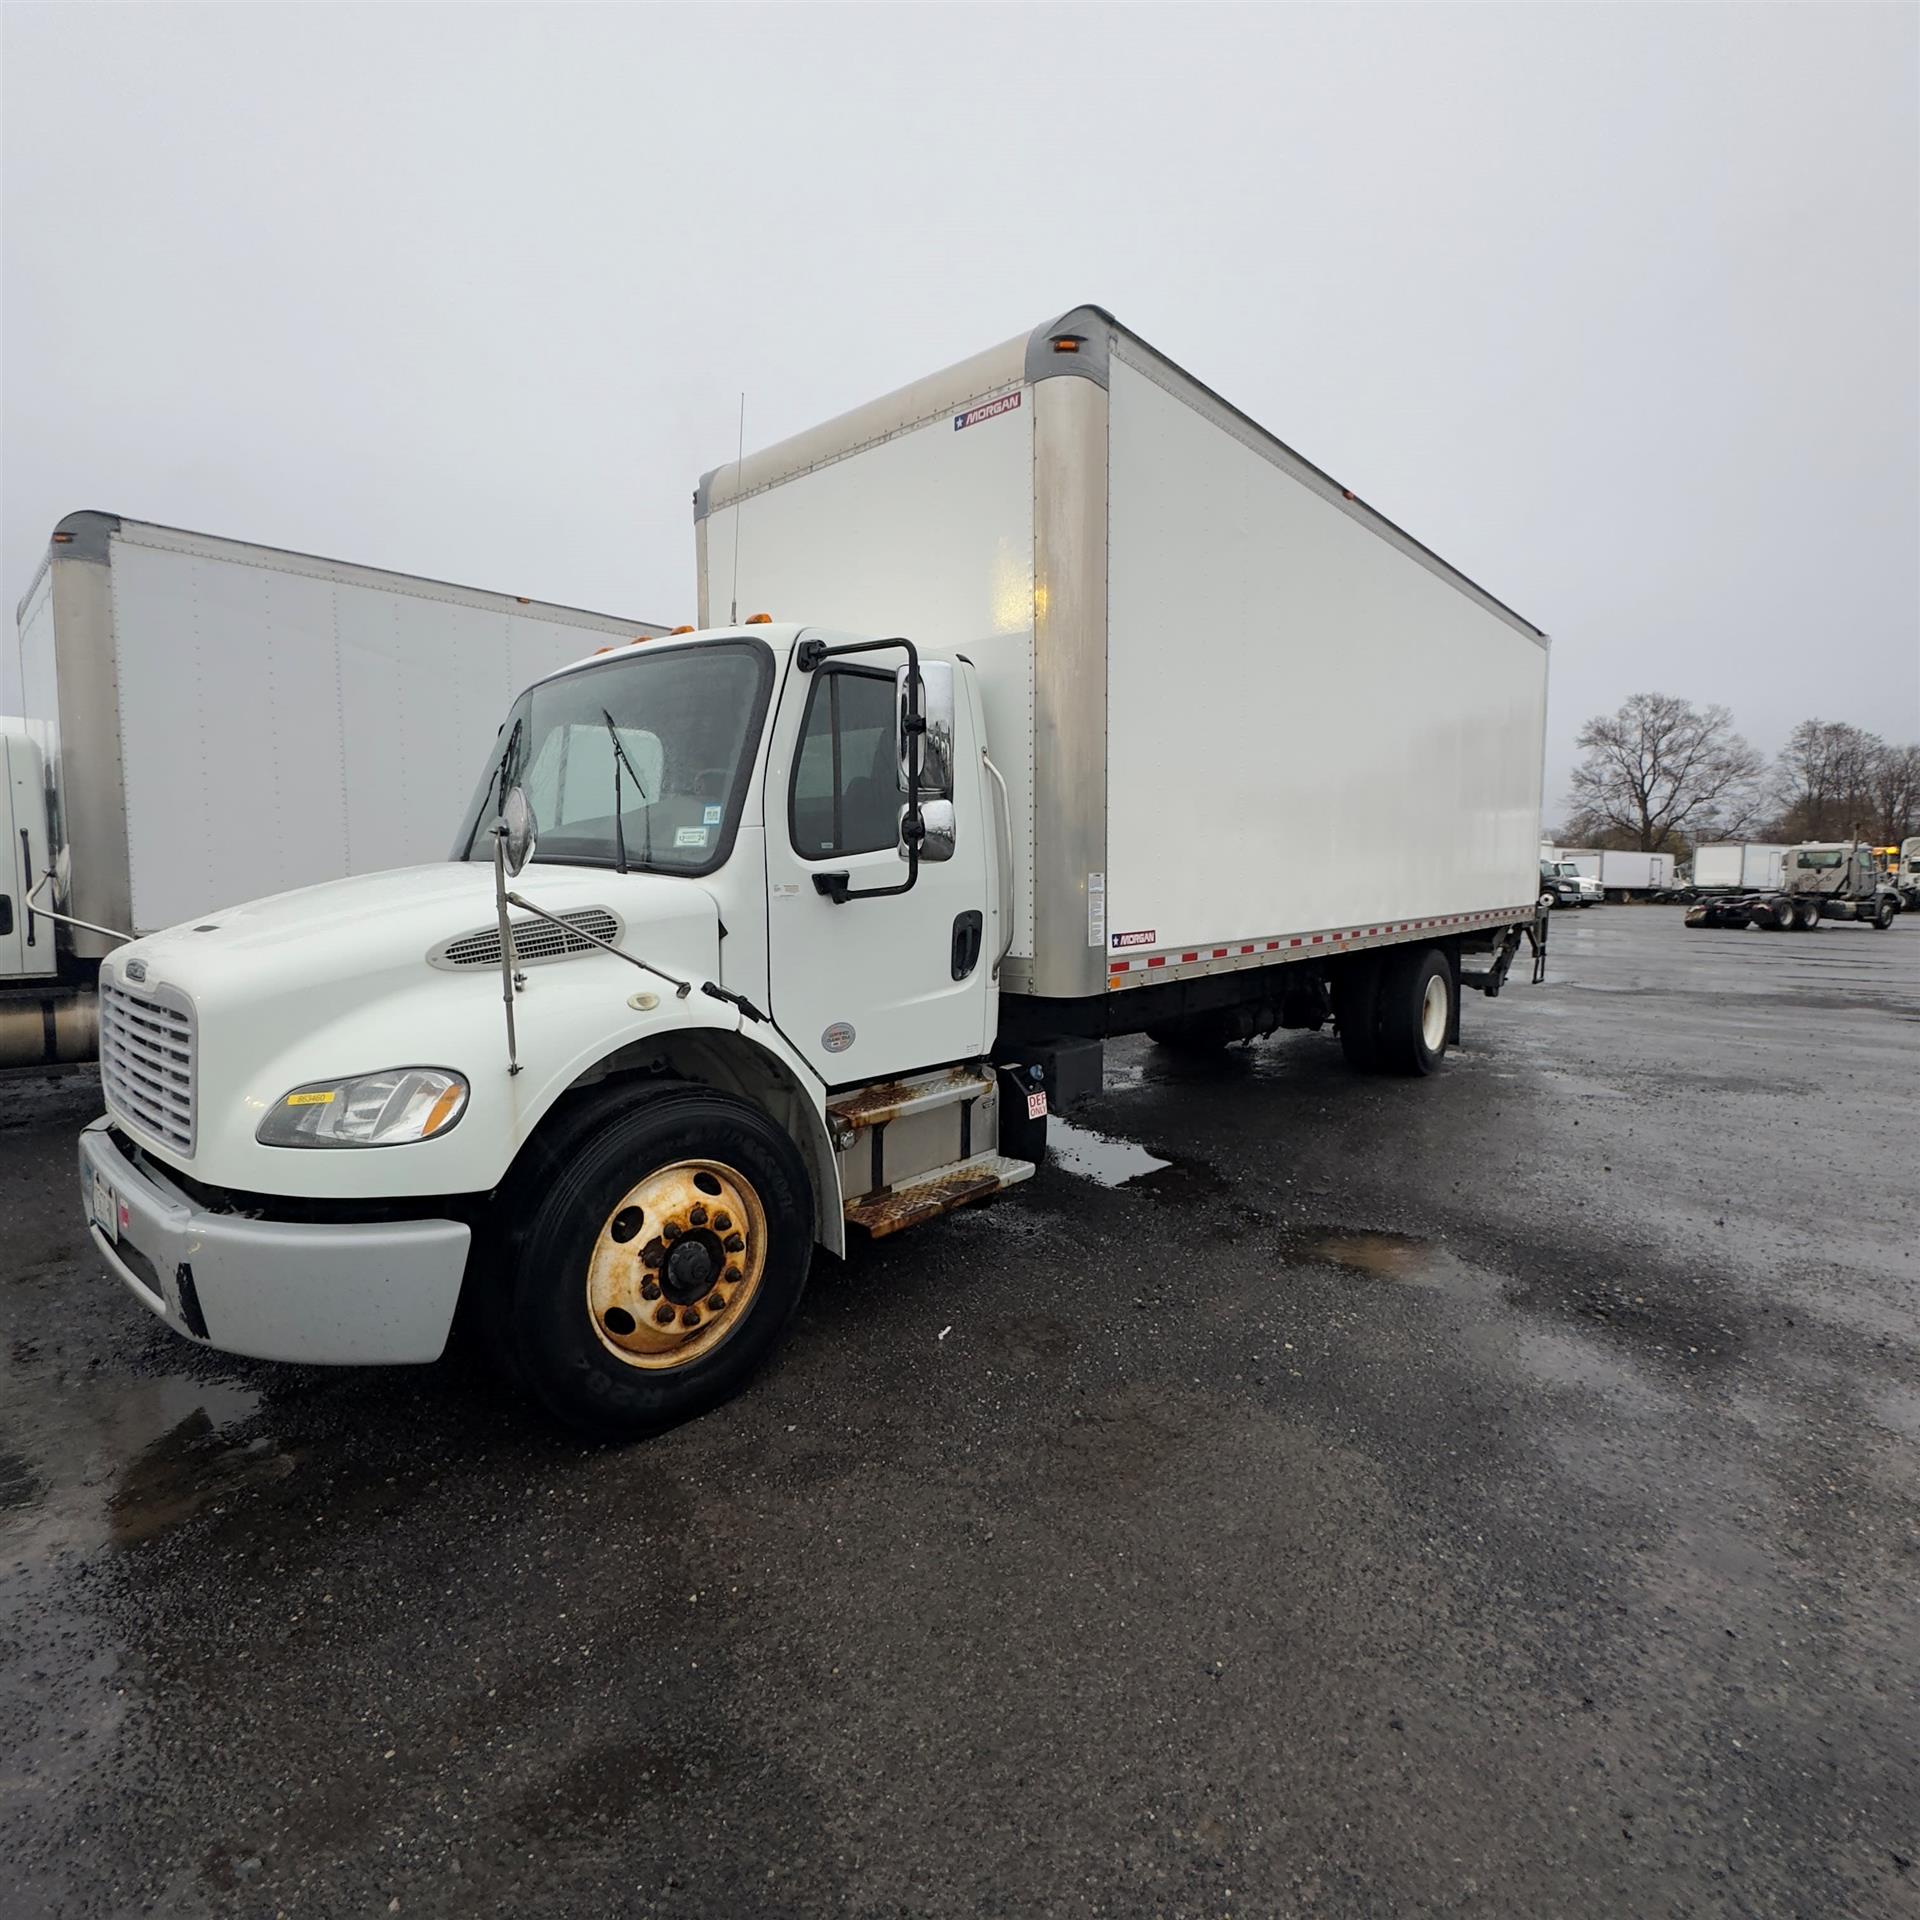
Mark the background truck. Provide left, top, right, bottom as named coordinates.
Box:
left=1548, top=857, right=1601, bottom=906
left=1689, top=843, right=1786, bottom=894
left=1898, top=836, right=1920, bottom=910
left=76, top=305, right=1549, bottom=1439
left=4, top=512, right=665, bottom=1066
left=1597, top=850, right=1674, bottom=900
left=1685, top=841, right=1898, bottom=931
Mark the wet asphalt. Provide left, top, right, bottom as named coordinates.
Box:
left=2, top=908, right=1916, bottom=1919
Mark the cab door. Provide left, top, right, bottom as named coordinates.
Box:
left=763, top=646, right=991, bottom=1085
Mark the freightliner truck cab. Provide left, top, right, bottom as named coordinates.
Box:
left=81, top=625, right=1035, bottom=1436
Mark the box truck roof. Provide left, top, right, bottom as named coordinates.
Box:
left=697, top=305, right=1546, bottom=646
left=16, top=510, right=658, bottom=636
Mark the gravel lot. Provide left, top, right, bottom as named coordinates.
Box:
left=2, top=907, right=1915, bottom=1918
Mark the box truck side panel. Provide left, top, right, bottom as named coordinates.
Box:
left=114, top=541, right=350, bottom=930
left=1103, top=355, right=1545, bottom=953
left=701, top=392, right=1039, bottom=958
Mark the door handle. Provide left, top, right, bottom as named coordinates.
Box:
left=951, top=910, right=983, bottom=980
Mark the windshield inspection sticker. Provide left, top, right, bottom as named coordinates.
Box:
left=954, top=390, right=1022, bottom=432
left=673, top=826, right=708, bottom=849
left=1112, top=928, right=1156, bottom=950
left=702, top=804, right=723, bottom=825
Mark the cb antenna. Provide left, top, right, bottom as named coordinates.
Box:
left=729, top=391, right=746, bottom=626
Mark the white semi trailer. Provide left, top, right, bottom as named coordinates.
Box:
left=76, top=307, right=1549, bottom=1438
left=1691, top=843, right=1786, bottom=893
left=4, top=513, right=665, bottom=1064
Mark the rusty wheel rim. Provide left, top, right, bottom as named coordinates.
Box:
left=586, top=1159, right=768, bottom=1371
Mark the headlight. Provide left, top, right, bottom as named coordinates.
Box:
left=257, top=1068, right=469, bottom=1148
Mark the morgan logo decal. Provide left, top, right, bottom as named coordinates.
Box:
left=821, top=1021, right=856, bottom=1054
left=954, top=391, right=1022, bottom=432
left=1111, top=929, right=1156, bottom=950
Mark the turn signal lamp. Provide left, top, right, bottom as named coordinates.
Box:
left=745, top=612, right=773, bottom=624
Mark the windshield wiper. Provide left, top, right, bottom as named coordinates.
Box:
left=602, top=709, right=652, bottom=876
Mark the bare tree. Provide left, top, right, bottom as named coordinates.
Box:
left=1771, top=719, right=1887, bottom=841
left=1868, top=741, right=1920, bottom=846
left=1566, top=694, right=1764, bottom=852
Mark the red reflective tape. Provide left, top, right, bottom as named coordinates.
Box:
left=1212, top=947, right=1226, bottom=958
left=1290, top=937, right=1303, bottom=947
left=1311, top=935, right=1324, bottom=945
left=1240, top=943, right=1253, bottom=954
left=1109, top=961, right=1127, bottom=974
left=1181, top=952, right=1198, bottom=963
left=1147, top=956, right=1166, bottom=968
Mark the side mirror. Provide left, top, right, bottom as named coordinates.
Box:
left=897, top=660, right=956, bottom=796
left=500, top=786, right=538, bottom=877
left=901, top=797, right=956, bottom=864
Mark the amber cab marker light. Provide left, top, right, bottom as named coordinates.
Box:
left=1051, top=335, right=1082, bottom=353
left=669, top=624, right=697, bottom=635
left=51, top=531, right=74, bottom=544
left=745, top=613, right=774, bottom=624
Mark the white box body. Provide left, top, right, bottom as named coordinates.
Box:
left=11, top=514, right=664, bottom=969
left=1598, top=851, right=1673, bottom=892
left=698, top=308, right=1548, bottom=1003
left=1693, top=843, right=1786, bottom=891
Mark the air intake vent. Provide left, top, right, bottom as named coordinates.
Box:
left=99, top=976, right=197, bottom=1155
left=429, top=907, right=623, bottom=971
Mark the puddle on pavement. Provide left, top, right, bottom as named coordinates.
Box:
left=0, top=1373, right=271, bottom=1561
left=1045, top=1119, right=1227, bottom=1203
left=1310, top=1230, right=1434, bottom=1279
left=1046, top=1118, right=1170, bottom=1187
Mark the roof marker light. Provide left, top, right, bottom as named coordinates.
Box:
left=745, top=613, right=773, bottom=624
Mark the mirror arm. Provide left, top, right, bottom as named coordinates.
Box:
left=797, top=634, right=925, bottom=905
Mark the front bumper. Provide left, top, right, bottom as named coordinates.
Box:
left=79, top=1119, right=472, bottom=1365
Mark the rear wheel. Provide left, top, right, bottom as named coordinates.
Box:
left=1761, top=897, right=1791, bottom=930
left=1794, top=897, right=1821, bottom=931
left=1377, top=946, right=1452, bottom=1077
left=495, top=1087, right=813, bottom=1440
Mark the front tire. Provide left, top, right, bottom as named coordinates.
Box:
left=1875, top=897, right=1896, bottom=929
left=496, top=1087, right=813, bottom=1440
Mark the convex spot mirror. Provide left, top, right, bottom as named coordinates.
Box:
left=901, top=797, right=956, bottom=864
left=896, top=661, right=955, bottom=797
left=500, top=786, right=538, bottom=877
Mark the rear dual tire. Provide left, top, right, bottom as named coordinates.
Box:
left=1339, top=946, right=1451, bottom=1078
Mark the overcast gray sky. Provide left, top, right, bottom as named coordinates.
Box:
left=3, top=2, right=1915, bottom=818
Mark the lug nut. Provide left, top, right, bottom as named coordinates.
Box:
left=688, top=1204, right=708, bottom=1227
left=642, top=1240, right=665, bottom=1268
left=654, top=1304, right=676, bottom=1326
left=723, top=1233, right=745, bottom=1253
left=712, top=1211, right=732, bottom=1232
left=640, top=1280, right=661, bottom=1300
left=680, top=1308, right=701, bottom=1330
left=662, top=1220, right=683, bottom=1241
left=724, top=1265, right=743, bottom=1285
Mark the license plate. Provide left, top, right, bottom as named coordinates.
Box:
left=91, top=1168, right=119, bottom=1242
left=1026, top=1090, right=1049, bottom=1120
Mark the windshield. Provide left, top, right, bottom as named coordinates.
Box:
left=454, top=639, right=774, bottom=874
left=1794, top=849, right=1845, bottom=869
left=1555, top=862, right=1581, bottom=877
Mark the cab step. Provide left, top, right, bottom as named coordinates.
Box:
left=843, top=1151, right=1035, bottom=1239
left=826, top=1064, right=997, bottom=1138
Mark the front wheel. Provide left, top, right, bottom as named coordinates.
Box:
left=1875, top=898, right=1896, bottom=929
left=495, top=1087, right=814, bottom=1439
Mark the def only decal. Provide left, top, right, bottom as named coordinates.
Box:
left=953, top=391, right=1021, bottom=432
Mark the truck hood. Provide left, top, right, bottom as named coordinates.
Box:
left=112, top=862, right=722, bottom=1012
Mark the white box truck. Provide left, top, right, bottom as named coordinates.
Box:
left=74, top=307, right=1549, bottom=1439
left=5, top=512, right=666, bottom=1064
left=1597, top=850, right=1674, bottom=899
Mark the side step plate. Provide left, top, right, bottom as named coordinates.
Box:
left=844, top=1152, right=1036, bottom=1239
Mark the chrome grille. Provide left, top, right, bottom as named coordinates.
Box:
left=99, top=976, right=197, bottom=1155
left=429, top=907, right=622, bottom=971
